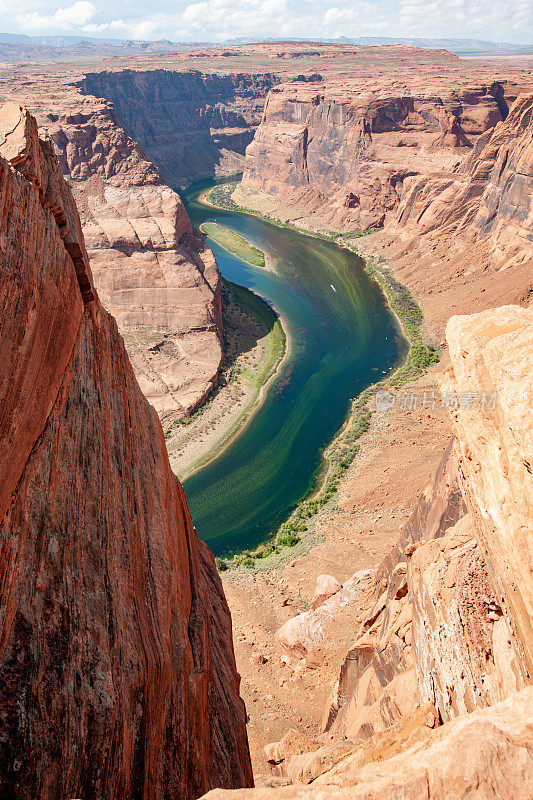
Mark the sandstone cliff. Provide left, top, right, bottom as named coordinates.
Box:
left=0, top=74, right=226, bottom=425
left=79, top=70, right=277, bottom=185
left=239, top=81, right=533, bottom=331
left=0, top=103, right=252, bottom=799
left=200, top=305, right=533, bottom=799
left=1, top=48, right=530, bottom=423
left=46, top=94, right=224, bottom=425
left=241, top=80, right=510, bottom=231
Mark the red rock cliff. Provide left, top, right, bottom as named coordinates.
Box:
left=0, top=102, right=252, bottom=800
left=79, top=69, right=277, bottom=186
left=239, top=78, right=532, bottom=330
left=0, top=73, right=226, bottom=426
left=241, top=79, right=510, bottom=231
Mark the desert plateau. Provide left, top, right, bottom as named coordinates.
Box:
left=0, top=9, right=532, bottom=800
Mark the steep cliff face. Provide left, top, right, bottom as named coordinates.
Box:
left=0, top=103, right=252, bottom=800
left=2, top=51, right=530, bottom=423
left=241, top=80, right=508, bottom=231
left=0, top=65, right=277, bottom=426
left=80, top=70, right=277, bottom=185
left=320, top=306, right=533, bottom=774
left=393, top=93, right=533, bottom=267
left=35, top=90, right=224, bottom=424
left=240, top=81, right=532, bottom=329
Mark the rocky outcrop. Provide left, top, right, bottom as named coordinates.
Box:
left=393, top=92, right=533, bottom=270
left=26, top=67, right=275, bottom=423
left=201, top=687, right=533, bottom=799
left=40, top=92, right=224, bottom=424
left=442, top=306, right=533, bottom=678
left=240, top=78, right=532, bottom=335
left=322, top=308, right=531, bottom=742
left=241, top=80, right=510, bottom=232
left=0, top=103, right=252, bottom=799
left=276, top=571, right=374, bottom=667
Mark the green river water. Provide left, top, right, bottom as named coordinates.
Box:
left=182, top=181, right=406, bottom=557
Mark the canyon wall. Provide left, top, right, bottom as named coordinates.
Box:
left=80, top=69, right=277, bottom=185
left=241, top=80, right=509, bottom=231
left=0, top=103, right=252, bottom=800
left=392, top=91, right=533, bottom=270
left=0, top=78, right=227, bottom=424
left=0, top=67, right=274, bottom=426
left=1, top=49, right=529, bottom=424
left=239, top=81, right=532, bottom=331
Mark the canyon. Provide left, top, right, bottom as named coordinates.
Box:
left=0, top=41, right=531, bottom=800
left=1, top=44, right=530, bottom=423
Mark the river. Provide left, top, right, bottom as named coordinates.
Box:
left=182, top=180, right=406, bottom=557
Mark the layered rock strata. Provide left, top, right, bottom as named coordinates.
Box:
left=240, top=84, right=533, bottom=330
left=0, top=73, right=226, bottom=424
left=79, top=70, right=277, bottom=185
left=202, top=687, right=533, bottom=800
left=47, top=95, right=224, bottom=424
left=319, top=307, right=532, bottom=742
left=1, top=46, right=530, bottom=420
left=0, top=103, right=252, bottom=800
left=241, top=81, right=512, bottom=231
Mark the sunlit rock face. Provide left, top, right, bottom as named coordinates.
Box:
left=0, top=103, right=252, bottom=800
left=443, top=305, right=533, bottom=679
left=241, top=79, right=508, bottom=232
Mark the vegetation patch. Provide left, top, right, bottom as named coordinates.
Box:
left=222, top=280, right=286, bottom=390
left=200, top=222, right=266, bottom=268
left=206, top=180, right=377, bottom=243
left=362, top=255, right=439, bottom=387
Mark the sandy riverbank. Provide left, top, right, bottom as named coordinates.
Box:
left=167, top=279, right=289, bottom=481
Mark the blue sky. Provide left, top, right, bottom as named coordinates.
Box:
left=2, top=0, right=532, bottom=45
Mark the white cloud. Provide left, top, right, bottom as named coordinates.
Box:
left=399, top=0, right=532, bottom=39
left=17, top=1, right=97, bottom=31
left=82, top=0, right=396, bottom=41
left=3, top=0, right=532, bottom=44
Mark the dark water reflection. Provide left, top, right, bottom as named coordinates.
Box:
left=181, top=180, right=405, bottom=556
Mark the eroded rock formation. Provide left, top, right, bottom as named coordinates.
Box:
left=46, top=95, right=224, bottom=424
left=0, top=102, right=252, bottom=800
left=241, top=80, right=511, bottom=231
left=0, top=73, right=226, bottom=425
left=1, top=46, right=530, bottom=421
left=200, top=305, right=532, bottom=799
left=240, top=79, right=533, bottom=330
left=202, top=687, right=533, bottom=799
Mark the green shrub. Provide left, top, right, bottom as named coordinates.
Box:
left=411, top=344, right=440, bottom=369
left=276, top=529, right=300, bottom=548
